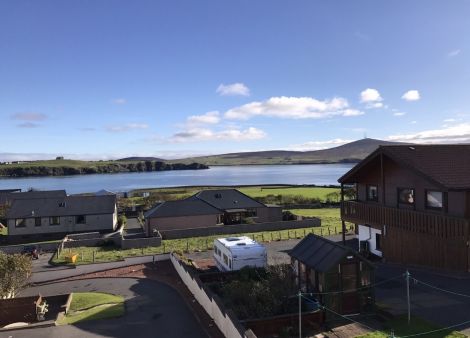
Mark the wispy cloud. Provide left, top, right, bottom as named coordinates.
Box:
left=448, top=49, right=461, bottom=57
left=287, top=138, right=354, bottom=151
left=112, top=98, right=127, bottom=105
left=216, top=83, right=250, bottom=96
left=402, top=90, right=420, bottom=101
left=168, top=127, right=266, bottom=143
left=11, top=112, right=48, bottom=121
left=106, top=123, right=149, bottom=132
left=186, top=111, right=221, bottom=125
left=224, top=96, right=363, bottom=120
left=17, top=122, right=41, bottom=128
left=79, top=127, right=96, bottom=132
left=388, top=123, right=470, bottom=143
left=393, top=112, right=406, bottom=117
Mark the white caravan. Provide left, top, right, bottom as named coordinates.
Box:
left=213, top=236, right=267, bottom=271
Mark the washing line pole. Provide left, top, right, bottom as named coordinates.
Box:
left=298, top=290, right=302, bottom=338
left=406, top=270, right=411, bottom=324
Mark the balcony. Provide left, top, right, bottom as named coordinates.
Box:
left=341, top=200, right=469, bottom=239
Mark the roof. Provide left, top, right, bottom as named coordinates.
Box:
left=338, top=144, right=470, bottom=190
left=144, top=199, right=221, bottom=218
left=0, top=190, right=67, bottom=205
left=216, top=236, right=263, bottom=248
left=289, top=234, right=372, bottom=272
left=6, top=194, right=116, bottom=219
left=190, top=189, right=266, bottom=210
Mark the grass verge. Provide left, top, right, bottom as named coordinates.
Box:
left=357, top=315, right=466, bottom=338
left=57, top=292, right=124, bottom=325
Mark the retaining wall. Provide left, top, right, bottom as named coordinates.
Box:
left=0, top=242, right=59, bottom=254
left=170, top=254, right=257, bottom=338
left=160, top=219, right=320, bottom=239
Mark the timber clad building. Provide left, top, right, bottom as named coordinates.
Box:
left=339, top=144, right=470, bottom=272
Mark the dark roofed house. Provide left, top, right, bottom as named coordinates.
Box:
left=339, top=144, right=470, bottom=272
left=144, top=189, right=283, bottom=235
left=289, top=234, right=374, bottom=315
left=144, top=200, right=223, bottom=236
left=6, top=194, right=117, bottom=243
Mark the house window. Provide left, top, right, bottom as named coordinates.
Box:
left=35, top=217, right=41, bottom=227
left=366, top=185, right=378, bottom=201
left=426, top=190, right=444, bottom=210
left=76, top=215, right=86, bottom=224
left=398, top=188, right=415, bottom=205
left=376, top=233, right=382, bottom=251
left=49, top=216, right=60, bottom=226
left=15, top=218, right=26, bottom=228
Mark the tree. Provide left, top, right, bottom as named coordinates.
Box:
left=325, top=191, right=340, bottom=203
left=0, top=252, right=32, bottom=298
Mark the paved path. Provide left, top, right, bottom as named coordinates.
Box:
left=31, top=254, right=170, bottom=284
left=2, top=278, right=207, bottom=338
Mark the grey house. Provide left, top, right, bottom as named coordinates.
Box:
left=145, top=189, right=282, bottom=235
left=6, top=194, right=118, bottom=242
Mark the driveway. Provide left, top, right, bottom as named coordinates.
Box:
left=2, top=278, right=207, bottom=338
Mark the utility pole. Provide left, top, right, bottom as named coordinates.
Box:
left=298, top=290, right=302, bottom=338
left=406, top=270, right=411, bottom=324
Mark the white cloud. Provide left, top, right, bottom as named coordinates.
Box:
left=169, top=127, right=266, bottom=143
left=112, top=98, right=127, bottom=105
left=402, top=90, right=420, bottom=101
left=186, top=111, right=220, bottom=125
left=287, top=138, right=354, bottom=151
left=17, top=122, right=41, bottom=128
left=388, top=123, right=470, bottom=143
left=224, top=96, right=363, bottom=120
left=393, top=112, right=406, bottom=117
left=216, top=83, right=250, bottom=96
left=448, top=49, right=461, bottom=57
left=443, top=118, right=458, bottom=123
left=11, top=112, right=48, bottom=121
left=410, top=120, right=417, bottom=124
left=360, top=88, right=383, bottom=103
left=106, top=123, right=149, bottom=132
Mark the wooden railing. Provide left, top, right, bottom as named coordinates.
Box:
left=341, top=201, right=470, bottom=239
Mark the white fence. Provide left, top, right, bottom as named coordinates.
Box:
left=170, top=253, right=257, bottom=338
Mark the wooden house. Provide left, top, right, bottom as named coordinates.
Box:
left=338, top=144, right=470, bottom=272
left=289, top=234, right=374, bottom=315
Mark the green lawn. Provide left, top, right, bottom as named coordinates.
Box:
left=131, top=185, right=340, bottom=202
left=57, top=292, right=125, bottom=325
left=239, top=186, right=340, bottom=200
left=357, top=315, right=466, bottom=338
left=52, top=223, right=346, bottom=265
left=58, top=292, right=125, bottom=324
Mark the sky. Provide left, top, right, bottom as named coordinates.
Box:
left=1, top=0, right=470, bottom=161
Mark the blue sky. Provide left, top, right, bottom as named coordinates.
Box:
left=1, top=0, right=470, bottom=160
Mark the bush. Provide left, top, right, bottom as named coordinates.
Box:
left=118, top=215, right=127, bottom=227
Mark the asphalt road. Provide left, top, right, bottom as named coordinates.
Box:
left=2, top=278, right=207, bottom=338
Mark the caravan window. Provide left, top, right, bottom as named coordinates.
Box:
left=229, top=259, right=232, bottom=269
left=223, top=253, right=229, bottom=266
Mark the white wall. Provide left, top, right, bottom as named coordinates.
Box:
left=358, top=224, right=382, bottom=257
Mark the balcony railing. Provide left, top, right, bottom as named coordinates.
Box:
left=341, top=200, right=469, bottom=239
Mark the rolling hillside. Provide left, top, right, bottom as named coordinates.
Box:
left=168, top=138, right=404, bottom=165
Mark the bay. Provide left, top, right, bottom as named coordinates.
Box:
left=0, top=164, right=354, bottom=194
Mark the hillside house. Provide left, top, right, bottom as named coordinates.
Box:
left=339, top=144, right=470, bottom=272
left=6, top=194, right=117, bottom=242
left=145, top=189, right=282, bottom=235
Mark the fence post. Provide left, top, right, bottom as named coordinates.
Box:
left=206, top=239, right=208, bottom=250
left=186, top=240, right=189, bottom=253
left=92, top=251, right=95, bottom=263
left=279, top=231, right=281, bottom=240
left=335, top=227, right=337, bottom=235
left=271, top=232, right=273, bottom=241
left=328, top=228, right=331, bottom=236
left=304, top=229, right=306, bottom=236
left=163, top=242, right=166, bottom=253
left=262, top=233, right=265, bottom=242
left=320, top=228, right=323, bottom=236
left=141, top=247, right=144, bottom=255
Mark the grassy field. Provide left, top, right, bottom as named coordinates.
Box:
left=57, top=292, right=124, bottom=325
left=288, top=208, right=342, bottom=227
left=131, top=185, right=341, bottom=202
left=0, top=226, right=7, bottom=236
left=53, top=222, right=346, bottom=265
left=357, top=315, right=466, bottom=338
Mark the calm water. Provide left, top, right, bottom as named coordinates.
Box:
left=0, top=164, right=354, bottom=194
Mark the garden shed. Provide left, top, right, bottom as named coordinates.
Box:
left=289, top=234, right=375, bottom=315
